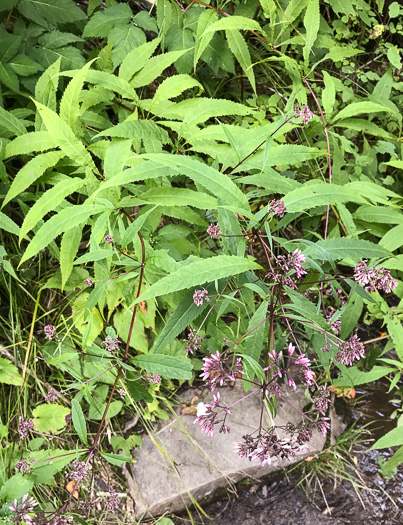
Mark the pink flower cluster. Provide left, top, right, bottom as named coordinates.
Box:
left=193, top=289, right=210, bottom=306
left=104, top=235, right=114, bottom=244
left=102, top=335, right=121, bottom=352
left=294, top=104, right=314, bottom=125
left=183, top=328, right=204, bottom=355
left=194, top=392, right=231, bottom=436
left=207, top=223, right=222, bottom=239
left=268, top=200, right=287, bottom=218
left=9, top=494, right=38, bottom=525
left=147, top=373, right=161, bottom=384
left=200, top=351, right=243, bottom=391
left=65, top=459, right=89, bottom=483
left=276, top=249, right=307, bottom=279
left=18, top=417, right=34, bottom=439
left=266, top=343, right=315, bottom=390
left=354, top=260, right=397, bottom=294
left=44, top=325, right=56, bottom=341
left=334, top=334, right=365, bottom=366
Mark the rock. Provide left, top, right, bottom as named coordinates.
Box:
left=130, top=383, right=328, bottom=519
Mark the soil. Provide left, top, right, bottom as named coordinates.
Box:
left=172, top=382, right=403, bottom=525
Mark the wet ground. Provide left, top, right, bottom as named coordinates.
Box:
left=173, top=382, right=403, bottom=525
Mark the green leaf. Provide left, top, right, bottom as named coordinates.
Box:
left=3, top=150, right=64, bottom=207
left=283, top=181, right=362, bottom=212
left=139, top=187, right=217, bottom=209
left=321, top=46, right=360, bottom=63
left=109, top=25, right=146, bottom=68
left=32, top=403, right=70, bottom=433
left=119, top=38, right=160, bottom=82
left=372, top=426, right=403, bottom=450
left=385, top=317, right=403, bottom=362
left=19, top=178, right=84, bottom=241
left=144, top=154, right=250, bottom=211
left=194, top=9, right=218, bottom=69
left=0, top=62, right=19, bottom=92
left=226, top=29, right=256, bottom=93
left=0, top=106, right=27, bottom=137
left=243, top=300, right=268, bottom=389
left=18, top=0, right=86, bottom=26
left=121, top=205, right=157, bottom=247
left=131, top=354, right=193, bottom=380
left=19, top=204, right=105, bottom=266
left=60, top=60, right=96, bottom=131
left=0, top=212, right=20, bottom=235
left=4, top=131, right=56, bottom=158
left=126, top=380, right=153, bottom=402
left=380, top=225, right=403, bottom=252
left=153, top=74, right=203, bottom=103
left=303, top=0, right=319, bottom=65
left=333, top=101, right=393, bottom=122
left=131, top=49, right=191, bottom=88
left=0, top=475, right=34, bottom=502
left=35, top=58, right=61, bottom=123
left=322, top=72, right=336, bottom=116
left=95, top=119, right=170, bottom=145
left=77, top=69, right=139, bottom=102
left=303, top=238, right=392, bottom=261
left=60, top=225, right=83, bottom=289
left=353, top=205, right=403, bottom=225
left=387, top=46, right=402, bottom=69
left=333, top=365, right=394, bottom=387
left=83, top=4, right=132, bottom=38
left=202, top=15, right=262, bottom=35
left=135, top=255, right=261, bottom=304
left=33, top=101, right=96, bottom=169
left=8, top=54, right=43, bottom=76
left=0, top=357, right=22, bottom=385
left=100, top=452, right=132, bottom=466
left=71, top=398, right=88, bottom=445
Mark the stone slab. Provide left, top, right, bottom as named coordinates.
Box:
left=130, top=384, right=327, bottom=519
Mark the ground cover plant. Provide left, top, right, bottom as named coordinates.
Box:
left=0, top=0, right=402, bottom=523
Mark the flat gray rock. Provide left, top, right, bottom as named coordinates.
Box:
left=130, top=383, right=327, bottom=519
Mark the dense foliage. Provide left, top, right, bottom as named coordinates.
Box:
left=0, top=0, right=402, bottom=522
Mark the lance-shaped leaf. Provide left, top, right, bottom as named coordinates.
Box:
left=134, top=255, right=261, bottom=304
left=333, top=101, right=393, bottom=122
left=19, top=178, right=84, bottom=241
left=303, top=238, right=392, bottom=261
left=19, top=204, right=105, bottom=266
left=71, top=398, right=88, bottom=446
left=131, top=354, right=193, bottom=380
left=3, top=150, right=64, bottom=207
left=33, top=101, right=96, bottom=169
left=226, top=29, right=256, bottom=93
left=4, top=131, right=56, bottom=158
left=201, top=15, right=262, bottom=35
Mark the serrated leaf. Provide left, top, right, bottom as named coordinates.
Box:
left=226, top=29, right=256, bottom=93
left=322, top=71, right=335, bottom=116
left=385, top=318, right=403, bottom=362
left=131, top=354, right=193, bottom=380
left=8, top=54, right=43, bottom=76
left=19, top=178, right=84, bottom=241
left=134, top=255, right=261, bottom=304
left=119, top=38, right=160, bottom=82
left=75, top=69, right=139, bottom=103
left=72, top=398, right=88, bottom=445
left=131, top=49, right=191, bottom=88
left=3, top=150, right=64, bottom=207
left=143, top=154, right=250, bottom=211
left=333, top=365, right=394, bottom=387
left=83, top=3, right=132, bottom=38
left=194, top=9, right=218, bottom=69
left=101, top=452, right=132, bottom=466
left=4, top=131, right=56, bottom=158
left=0, top=63, right=19, bottom=92
left=283, top=181, right=362, bottom=212
left=18, top=0, right=86, bottom=26
left=0, top=212, right=20, bottom=235
left=60, top=60, right=96, bottom=131
left=32, top=403, right=70, bottom=433
left=60, top=225, right=83, bottom=289
left=153, top=74, right=203, bottom=103
left=333, top=101, right=392, bottom=122
left=353, top=205, right=403, bottom=225
left=202, top=15, right=262, bottom=35
left=109, top=25, right=146, bottom=68
left=139, top=187, right=217, bottom=209
left=104, top=139, right=132, bottom=180
left=303, top=238, right=392, bottom=260
left=372, top=427, right=403, bottom=450
left=243, top=300, right=269, bottom=389
left=303, top=0, right=319, bottom=65
left=0, top=106, right=27, bottom=137
left=95, top=119, right=170, bottom=145
left=0, top=357, right=23, bottom=385
left=33, top=101, right=95, bottom=169
left=19, top=204, right=105, bottom=266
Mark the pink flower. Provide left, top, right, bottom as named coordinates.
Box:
left=334, top=335, right=365, bottom=366
left=104, top=235, right=114, bottom=244
left=207, top=224, right=222, bottom=239
left=193, top=289, right=210, bottom=306
left=302, top=368, right=315, bottom=385
left=294, top=354, right=311, bottom=367
left=147, top=373, right=161, bottom=384
left=44, top=325, right=56, bottom=341
left=288, top=378, right=297, bottom=391
left=268, top=200, right=287, bottom=218
left=84, top=278, right=93, bottom=287
left=354, top=260, right=397, bottom=294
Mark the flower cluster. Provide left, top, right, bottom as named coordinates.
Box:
left=200, top=351, right=243, bottom=391
left=44, top=325, right=56, bottom=341
left=193, top=289, right=210, bottom=306
left=65, top=459, right=89, bottom=483
left=105, top=490, right=120, bottom=512
left=276, top=249, right=307, bottom=279
left=102, top=335, right=121, bottom=353
left=84, top=278, right=93, bottom=287
left=183, top=328, right=204, bottom=355
left=104, top=235, right=114, bottom=244
left=354, top=260, right=398, bottom=294
left=15, top=457, right=35, bottom=476
left=268, top=200, right=287, bottom=218
left=234, top=427, right=310, bottom=467
left=313, top=387, right=331, bottom=415
left=266, top=343, right=315, bottom=390
left=194, top=392, right=231, bottom=436
left=146, top=373, right=161, bottom=384
left=293, top=104, right=314, bottom=125
left=207, top=223, right=222, bottom=239
left=9, top=494, right=38, bottom=525
left=45, top=388, right=58, bottom=403
left=334, top=334, right=365, bottom=366
left=18, top=417, right=34, bottom=439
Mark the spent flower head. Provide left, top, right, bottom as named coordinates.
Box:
left=65, top=459, right=89, bottom=483
left=15, top=457, right=35, bottom=476
left=45, top=388, right=58, bottom=403
left=102, top=335, right=121, bottom=353
left=105, top=490, right=120, bottom=513
left=18, top=417, right=34, bottom=439
left=334, top=334, right=365, bottom=366
left=268, top=200, right=287, bottom=218
left=183, top=328, right=204, bottom=355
